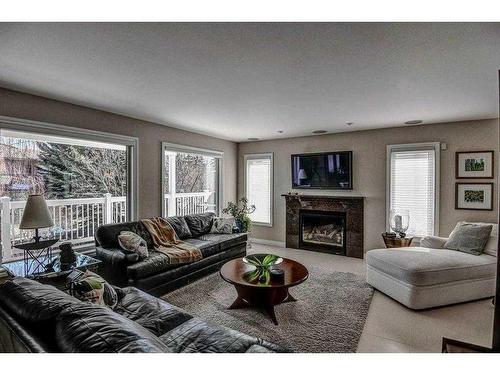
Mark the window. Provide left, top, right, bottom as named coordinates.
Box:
left=387, top=143, right=440, bottom=237
left=244, top=153, right=273, bottom=226
left=0, top=117, right=138, bottom=263
left=162, top=142, right=223, bottom=217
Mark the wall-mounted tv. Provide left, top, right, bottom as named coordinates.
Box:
left=291, top=151, right=353, bottom=190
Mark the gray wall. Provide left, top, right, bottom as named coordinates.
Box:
left=238, top=119, right=499, bottom=251
left=0, top=87, right=238, bottom=219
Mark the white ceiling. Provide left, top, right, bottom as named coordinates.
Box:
left=0, top=23, right=499, bottom=142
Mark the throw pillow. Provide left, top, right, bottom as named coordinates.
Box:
left=210, top=217, right=236, bottom=234
left=118, top=231, right=149, bottom=259
left=444, top=222, right=493, bottom=255
left=71, top=270, right=119, bottom=309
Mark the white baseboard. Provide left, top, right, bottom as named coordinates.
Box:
left=250, top=238, right=286, bottom=248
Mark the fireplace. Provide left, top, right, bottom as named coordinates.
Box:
left=282, top=194, right=364, bottom=258
left=299, top=210, right=346, bottom=255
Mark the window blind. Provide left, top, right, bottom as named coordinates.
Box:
left=246, top=155, right=272, bottom=224
left=390, top=148, right=436, bottom=236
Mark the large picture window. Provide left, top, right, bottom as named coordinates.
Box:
left=0, top=117, right=137, bottom=262
left=162, top=142, right=223, bottom=217
left=244, top=153, right=273, bottom=226
left=387, top=143, right=440, bottom=237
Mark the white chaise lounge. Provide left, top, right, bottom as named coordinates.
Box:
left=366, top=223, right=497, bottom=309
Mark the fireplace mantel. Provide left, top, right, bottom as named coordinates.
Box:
left=282, top=194, right=364, bottom=258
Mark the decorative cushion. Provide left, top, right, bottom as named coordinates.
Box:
left=55, top=304, right=168, bottom=353
left=71, top=270, right=118, bottom=309
left=0, top=277, right=80, bottom=322
left=118, top=231, right=149, bottom=259
left=184, top=212, right=215, bottom=237
left=444, top=222, right=493, bottom=255
left=210, top=217, right=236, bottom=234
left=165, top=216, right=192, bottom=239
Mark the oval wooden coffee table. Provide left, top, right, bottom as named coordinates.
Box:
left=220, top=257, right=309, bottom=325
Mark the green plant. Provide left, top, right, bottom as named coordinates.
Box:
left=222, top=197, right=255, bottom=232
left=243, top=254, right=282, bottom=284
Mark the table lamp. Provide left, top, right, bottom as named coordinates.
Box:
left=19, top=194, right=54, bottom=243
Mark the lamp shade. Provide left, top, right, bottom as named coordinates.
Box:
left=298, top=169, right=308, bottom=180
left=19, top=195, right=54, bottom=229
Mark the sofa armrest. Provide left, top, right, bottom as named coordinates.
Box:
left=95, top=246, right=139, bottom=286
left=420, top=235, right=448, bottom=249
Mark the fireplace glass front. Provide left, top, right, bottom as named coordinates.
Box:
left=299, top=209, right=347, bottom=255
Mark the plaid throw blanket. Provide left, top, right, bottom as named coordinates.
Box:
left=140, top=218, right=202, bottom=265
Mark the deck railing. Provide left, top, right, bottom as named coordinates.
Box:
left=0, top=194, right=126, bottom=262
left=164, top=191, right=215, bottom=217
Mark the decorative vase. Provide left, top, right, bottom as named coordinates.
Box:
left=389, top=209, right=410, bottom=238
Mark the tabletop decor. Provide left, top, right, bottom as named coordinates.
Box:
left=16, top=194, right=58, bottom=276
left=456, top=150, right=494, bottom=179
left=389, top=209, right=410, bottom=238
left=242, top=253, right=283, bottom=283
left=455, top=182, right=493, bottom=211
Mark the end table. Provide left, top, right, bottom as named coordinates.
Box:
left=382, top=234, right=413, bottom=248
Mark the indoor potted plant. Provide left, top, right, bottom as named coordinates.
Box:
left=222, top=197, right=255, bottom=233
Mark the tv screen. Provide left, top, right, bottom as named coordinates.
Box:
left=291, top=151, right=352, bottom=189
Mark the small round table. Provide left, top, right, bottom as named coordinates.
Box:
left=220, top=257, right=309, bottom=325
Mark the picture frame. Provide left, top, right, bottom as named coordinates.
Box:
left=455, top=182, right=493, bottom=211
left=455, top=150, right=494, bottom=179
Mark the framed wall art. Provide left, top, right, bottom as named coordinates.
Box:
left=455, top=150, right=494, bottom=179
left=455, top=182, right=493, bottom=211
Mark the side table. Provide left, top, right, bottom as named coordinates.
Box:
left=382, top=234, right=413, bottom=248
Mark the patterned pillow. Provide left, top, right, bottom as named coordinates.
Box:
left=71, top=270, right=119, bottom=309
left=444, top=222, right=493, bottom=255
left=210, top=217, right=236, bottom=234
left=118, top=231, right=149, bottom=259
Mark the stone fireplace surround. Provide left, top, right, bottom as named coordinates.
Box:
left=282, top=194, right=364, bottom=258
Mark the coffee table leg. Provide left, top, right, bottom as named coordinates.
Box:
left=264, top=304, right=278, bottom=325
left=228, top=295, right=247, bottom=309
left=282, top=291, right=297, bottom=303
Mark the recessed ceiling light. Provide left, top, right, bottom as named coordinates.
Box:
left=346, top=122, right=354, bottom=126
left=312, top=130, right=327, bottom=134
left=247, top=137, right=259, bottom=141
left=404, top=120, right=423, bottom=125
left=277, top=130, right=284, bottom=133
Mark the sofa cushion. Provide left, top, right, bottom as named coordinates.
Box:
left=184, top=212, right=215, bottom=237
left=198, top=233, right=247, bottom=251
left=126, top=237, right=223, bottom=279
left=183, top=238, right=220, bottom=258
left=366, top=247, right=496, bottom=286
left=0, top=278, right=80, bottom=322
left=114, top=287, right=192, bottom=336
left=159, top=318, right=287, bottom=353
left=165, top=216, right=192, bottom=240
left=55, top=304, right=169, bottom=353
left=444, top=222, right=493, bottom=255
left=96, top=221, right=155, bottom=249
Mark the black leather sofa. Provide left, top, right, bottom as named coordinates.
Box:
left=0, top=277, right=287, bottom=353
left=95, top=212, right=247, bottom=296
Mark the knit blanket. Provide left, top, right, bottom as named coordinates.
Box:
left=140, top=217, right=202, bottom=265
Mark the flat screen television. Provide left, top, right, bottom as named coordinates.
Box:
left=291, top=151, right=352, bottom=189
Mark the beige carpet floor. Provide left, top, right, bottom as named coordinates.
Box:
left=163, top=267, right=373, bottom=352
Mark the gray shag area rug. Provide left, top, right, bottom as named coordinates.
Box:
left=162, top=267, right=373, bottom=352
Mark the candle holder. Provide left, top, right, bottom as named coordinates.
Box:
left=389, top=209, right=410, bottom=238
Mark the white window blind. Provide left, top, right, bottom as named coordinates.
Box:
left=388, top=144, right=439, bottom=237
left=245, top=154, right=273, bottom=225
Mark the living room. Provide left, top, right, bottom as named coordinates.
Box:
left=0, top=2, right=500, bottom=373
